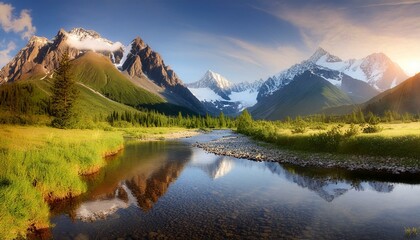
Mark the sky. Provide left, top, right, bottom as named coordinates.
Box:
left=1, top=0, right=420, bottom=83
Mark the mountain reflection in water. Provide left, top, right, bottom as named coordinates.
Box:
left=51, top=141, right=191, bottom=221
left=50, top=131, right=420, bottom=239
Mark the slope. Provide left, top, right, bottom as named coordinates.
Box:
left=250, top=71, right=353, bottom=120
left=0, top=78, right=138, bottom=119
left=72, top=52, right=164, bottom=107
left=364, top=73, right=420, bottom=115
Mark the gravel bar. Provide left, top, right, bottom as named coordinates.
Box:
left=193, top=131, right=420, bottom=174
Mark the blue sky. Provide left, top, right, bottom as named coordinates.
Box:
left=1, top=0, right=420, bottom=83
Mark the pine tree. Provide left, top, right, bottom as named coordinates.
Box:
left=51, top=51, right=78, bottom=128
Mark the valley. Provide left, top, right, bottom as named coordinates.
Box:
left=1, top=1, right=420, bottom=239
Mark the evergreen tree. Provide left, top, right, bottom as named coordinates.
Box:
left=237, top=109, right=253, bottom=133
left=51, top=51, right=78, bottom=128
left=218, top=112, right=226, bottom=128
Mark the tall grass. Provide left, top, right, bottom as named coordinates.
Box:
left=0, top=125, right=124, bottom=239
left=237, top=118, right=420, bottom=159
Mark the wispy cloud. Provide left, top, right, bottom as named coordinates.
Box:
left=263, top=3, right=420, bottom=75
left=0, top=40, right=16, bottom=67
left=183, top=31, right=306, bottom=78
left=353, top=0, right=420, bottom=8
left=0, top=2, right=36, bottom=39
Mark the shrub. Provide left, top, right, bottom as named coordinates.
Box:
left=309, top=126, right=345, bottom=152
left=363, top=124, right=383, bottom=133
left=291, top=125, right=307, bottom=134
left=291, top=120, right=307, bottom=134
left=344, top=124, right=360, bottom=137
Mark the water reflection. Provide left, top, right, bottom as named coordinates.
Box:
left=125, top=156, right=187, bottom=211
left=189, top=149, right=234, bottom=179
left=51, top=141, right=191, bottom=221
left=189, top=147, right=396, bottom=202
left=263, top=162, right=395, bottom=202
left=51, top=131, right=420, bottom=239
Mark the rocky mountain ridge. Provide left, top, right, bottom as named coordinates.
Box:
left=0, top=27, right=205, bottom=114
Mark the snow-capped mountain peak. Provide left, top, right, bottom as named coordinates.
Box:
left=308, top=47, right=342, bottom=64
left=187, top=70, right=263, bottom=115
left=68, top=27, right=102, bottom=40
left=64, top=27, right=123, bottom=52
left=258, top=47, right=408, bottom=99
left=195, top=70, right=233, bottom=90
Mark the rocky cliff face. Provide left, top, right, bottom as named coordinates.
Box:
left=121, top=37, right=205, bottom=114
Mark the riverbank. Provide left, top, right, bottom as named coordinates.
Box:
left=193, top=131, right=420, bottom=174
left=0, top=125, right=124, bottom=239
left=120, top=127, right=203, bottom=141
left=0, top=125, right=205, bottom=239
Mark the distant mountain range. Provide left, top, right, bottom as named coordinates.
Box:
left=186, top=70, right=262, bottom=116
left=187, top=48, right=409, bottom=119
left=0, top=28, right=415, bottom=119
left=258, top=48, right=407, bottom=98
left=0, top=27, right=205, bottom=115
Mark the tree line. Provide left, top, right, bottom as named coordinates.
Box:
left=107, top=110, right=235, bottom=129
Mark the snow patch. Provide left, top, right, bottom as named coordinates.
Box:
left=230, top=90, right=258, bottom=108
left=188, top=87, right=223, bottom=102
left=115, top=43, right=132, bottom=68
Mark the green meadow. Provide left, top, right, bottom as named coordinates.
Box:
left=237, top=112, right=420, bottom=160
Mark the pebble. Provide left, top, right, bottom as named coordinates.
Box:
left=193, top=132, right=420, bottom=174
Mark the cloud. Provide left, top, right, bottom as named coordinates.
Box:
left=354, top=0, right=420, bottom=8
left=0, top=2, right=36, bottom=39
left=183, top=32, right=306, bottom=78
left=66, top=34, right=123, bottom=52
left=265, top=3, right=420, bottom=75
left=0, top=40, right=16, bottom=66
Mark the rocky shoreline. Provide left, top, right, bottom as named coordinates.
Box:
left=193, top=131, right=420, bottom=174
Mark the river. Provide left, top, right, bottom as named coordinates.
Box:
left=50, top=130, right=420, bottom=239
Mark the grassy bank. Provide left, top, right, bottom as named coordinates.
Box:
left=119, top=126, right=200, bottom=140
left=0, top=125, right=124, bottom=239
left=237, top=118, right=420, bottom=160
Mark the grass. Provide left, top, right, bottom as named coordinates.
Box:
left=119, top=126, right=195, bottom=139
left=72, top=52, right=164, bottom=107
left=238, top=121, right=420, bottom=159
left=0, top=125, right=124, bottom=239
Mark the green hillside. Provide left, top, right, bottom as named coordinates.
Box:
left=250, top=71, right=353, bottom=120
left=71, top=52, right=164, bottom=107
left=0, top=78, right=138, bottom=121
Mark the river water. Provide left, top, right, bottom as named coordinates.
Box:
left=50, top=130, right=420, bottom=239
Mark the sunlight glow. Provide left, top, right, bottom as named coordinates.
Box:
left=401, top=60, right=420, bottom=76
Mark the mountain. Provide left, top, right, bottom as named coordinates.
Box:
left=186, top=70, right=263, bottom=115
left=187, top=70, right=232, bottom=100
left=363, top=73, right=420, bottom=115
left=120, top=37, right=205, bottom=114
left=0, top=28, right=205, bottom=115
left=250, top=71, right=353, bottom=120
left=258, top=48, right=407, bottom=104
